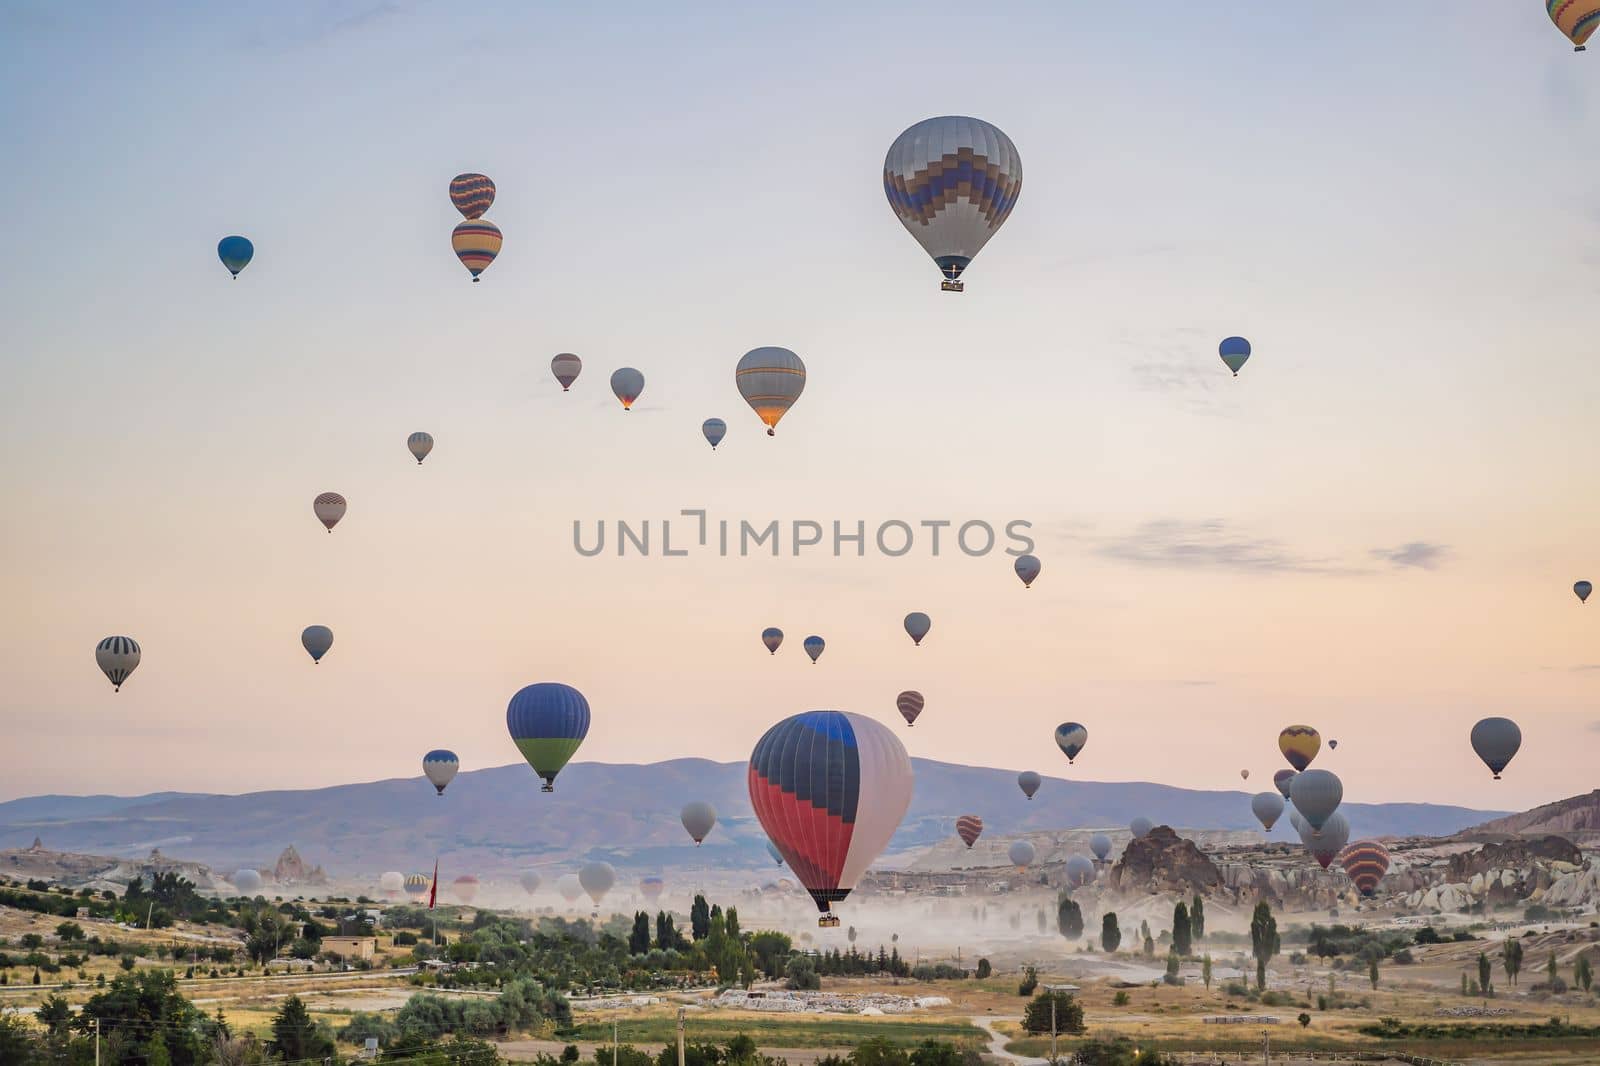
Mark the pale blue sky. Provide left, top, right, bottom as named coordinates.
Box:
left=2, top=3, right=1596, bottom=809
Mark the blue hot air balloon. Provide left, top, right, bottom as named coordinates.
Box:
left=1054, top=722, right=1088, bottom=764
left=218, top=236, right=254, bottom=279
left=803, top=636, right=825, bottom=663
left=423, top=749, right=459, bottom=795
left=1219, top=336, right=1251, bottom=376
left=702, top=418, right=727, bottom=450
left=506, top=683, right=591, bottom=792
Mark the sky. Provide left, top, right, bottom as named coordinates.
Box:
left=1, top=2, right=1596, bottom=811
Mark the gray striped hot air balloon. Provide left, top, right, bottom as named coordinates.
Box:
left=896, top=691, right=924, bottom=727
left=1470, top=717, right=1522, bottom=780
left=610, top=368, right=644, bottom=410
left=1054, top=722, right=1088, bottom=764
left=762, top=627, right=783, bottom=654
left=1014, top=554, right=1041, bottom=588
left=1251, top=791, right=1285, bottom=831
left=803, top=635, right=825, bottom=663
left=551, top=353, right=582, bottom=391
left=1299, top=810, right=1349, bottom=869
left=95, top=636, right=141, bottom=692
left=702, top=418, right=727, bottom=450
left=232, top=869, right=263, bottom=895
left=301, top=625, right=333, bottom=664
left=903, top=612, right=931, bottom=646
left=579, top=861, right=615, bottom=907
left=1007, top=839, right=1036, bottom=872
left=1017, top=770, right=1041, bottom=800
left=313, top=492, right=346, bottom=532
left=407, top=431, right=434, bottom=465
left=1290, top=769, right=1342, bottom=833
left=680, top=800, right=717, bottom=845
left=1065, top=855, right=1095, bottom=887
left=735, top=347, right=806, bottom=436
left=1575, top=580, right=1592, bottom=604
left=884, top=116, right=1022, bottom=292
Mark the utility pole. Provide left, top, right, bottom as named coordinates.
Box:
left=1262, top=1027, right=1269, bottom=1065
left=1050, top=995, right=1057, bottom=1065
left=612, top=1012, right=619, bottom=1066
left=676, top=1007, right=685, bottom=1066
left=92, top=1018, right=100, bottom=1066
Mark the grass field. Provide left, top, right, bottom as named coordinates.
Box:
left=568, top=1012, right=988, bottom=1051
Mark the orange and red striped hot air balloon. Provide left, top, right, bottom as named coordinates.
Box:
left=1549, top=0, right=1600, bottom=51
left=955, top=814, right=983, bottom=849
left=449, top=173, right=496, bottom=219
left=452, top=220, right=502, bottom=281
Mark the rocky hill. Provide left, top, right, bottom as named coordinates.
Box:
left=1106, top=826, right=1222, bottom=895
left=1465, top=790, right=1600, bottom=843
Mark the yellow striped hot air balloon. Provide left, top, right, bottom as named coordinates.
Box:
left=1278, top=724, right=1321, bottom=772
left=1549, top=0, right=1600, bottom=50
left=735, top=347, right=806, bottom=436
left=452, top=219, right=502, bottom=281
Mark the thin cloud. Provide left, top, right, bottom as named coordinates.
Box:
left=1369, top=542, right=1449, bottom=570
left=1096, top=519, right=1355, bottom=575
left=1587, top=720, right=1600, bottom=732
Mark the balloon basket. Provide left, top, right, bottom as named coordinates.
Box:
left=940, top=280, right=965, bottom=293
left=818, top=914, right=840, bottom=928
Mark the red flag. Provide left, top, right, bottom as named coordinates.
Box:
left=427, top=859, right=438, bottom=910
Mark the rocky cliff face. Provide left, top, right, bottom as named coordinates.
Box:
left=1468, top=791, right=1600, bottom=842
left=1106, top=826, right=1223, bottom=896
left=1445, top=836, right=1582, bottom=882
left=271, top=845, right=327, bottom=885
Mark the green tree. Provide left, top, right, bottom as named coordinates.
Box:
left=1576, top=953, right=1593, bottom=993
left=145, top=1031, right=172, bottom=1066
left=268, top=995, right=334, bottom=1062
left=1250, top=902, right=1279, bottom=991
left=850, top=1037, right=910, bottom=1066
left=38, top=994, right=72, bottom=1035
left=1142, top=934, right=1155, bottom=958
left=655, top=911, right=681, bottom=951
left=907, top=1040, right=963, bottom=1066
left=1190, top=895, right=1205, bottom=942
left=1020, top=990, right=1085, bottom=1035
left=785, top=954, right=819, bottom=991
left=690, top=895, right=711, bottom=941
left=1297, top=1012, right=1311, bottom=1028
left=747, top=930, right=793, bottom=979
left=1503, top=937, right=1523, bottom=986
left=1101, top=913, right=1121, bottom=953
left=975, top=958, right=991, bottom=979
left=78, top=969, right=206, bottom=1066
left=1547, top=953, right=1559, bottom=985
left=1201, top=954, right=1213, bottom=989
left=0, top=1012, right=38, bottom=1066
left=1369, top=958, right=1379, bottom=990
left=1017, top=965, right=1038, bottom=996
left=1171, top=902, right=1192, bottom=957
left=55, top=922, right=85, bottom=942
left=629, top=912, right=651, bottom=956
left=1056, top=894, right=1083, bottom=939
left=1164, top=952, right=1180, bottom=984
left=1477, top=952, right=1493, bottom=997
left=723, top=906, right=740, bottom=940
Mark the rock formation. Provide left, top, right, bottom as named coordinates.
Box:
left=1106, top=826, right=1223, bottom=896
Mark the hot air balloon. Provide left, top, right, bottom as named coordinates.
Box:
left=1288, top=805, right=1306, bottom=835
left=883, top=116, right=1022, bottom=292
left=232, top=869, right=263, bottom=895
left=1240, top=770, right=1250, bottom=781
left=404, top=874, right=430, bottom=898
left=506, top=682, right=591, bottom=792
left=448, top=173, right=496, bottom=219
left=896, top=691, right=924, bottom=727
left=640, top=876, right=664, bottom=901
left=95, top=636, right=140, bottom=692
left=1339, top=840, right=1391, bottom=897
left=1576, top=580, right=1592, bottom=604
left=300, top=625, right=333, bottom=664
left=680, top=801, right=717, bottom=845
left=1299, top=811, right=1349, bottom=869
left=1289, top=769, right=1342, bottom=833
left=1014, top=554, right=1041, bottom=588
left=1470, top=717, right=1522, bottom=780
left=1129, top=817, right=1154, bottom=839
left=1548, top=0, right=1600, bottom=50
left=1017, top=771, right=1041, bottom=800
left=1065, top=855, right=1095, bottom=888
left=1251, top=791, right=1285, bottom=832
left=702, top=418, right=727, bottom=450
left=217, top=236, right=253, bottom=279
left=767, top=840, right=785, bottom=866
left=1008, top=840, right=1036, bottom=872
left=452, top=220, right=502, bottom=281
left=519, top=870, right=541, bottom=895
left=556, top=874, right=583, bottom=905
left=423, top=750, right=459, bottom=795
left=1090, top=833, right=1112, bottom=863
left=1219, top=336, right=1251, bottom=376
left=1273, top=769, right=1297, bottom=800
left=551, top=353, right=582, bottom=391
left=380, top=871, right=405, bottom=898
left=762, top=627, right=784, bottom=655
left=956, top=815, right=983, bottom=849
left=1054, top=723, right=1088, bottom=764
left=747, top=710, right=913, bottom=925
left=734, top=347, right=806, bottom=436
left=610, top=368, right=644, bottom=410
left=1278, top=725, right=1321, bottom=772
left=452, top=875, right=479, bottom=904
left=313, top=492, right=346, bottom=532
left=903, top=612, right=931, bottom=646
left=803, top=636, right=825, bottom=663
left=407, top=432, right=434, bottom=465
left=579, top=861, right=616, bottom=908
left=1328, top=739, right=1338, bottom=751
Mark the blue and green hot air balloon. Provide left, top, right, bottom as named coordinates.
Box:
left=1219, top=336, right=1251, bottom=376
left=506, top=682, right=590, bottom=792
left=217, top=236, right=254, bottom=279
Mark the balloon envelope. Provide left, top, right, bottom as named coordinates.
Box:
left=610, top=368, right=644, bottom=409
left=1278, top=725, right=1321, bottom=771
left=1065, top=855, right=1095, bottom=888
left=955, top=814, right=983, bottom=849
left=452, top=875, right=479, bottom=904
left=1300, top=811, right=1349, bottom=869
left=702, top=418, right=727, bottom=449
left=747, top=710, right=913, bottom=914
left=95, top=635, right=140, bottom=692
left=735, top=347, right=806, bottom=435
left=313, top=492, right=347, bottom=531
left=1470, top=717, right=1521, bottom=779
left=1289, top=769, right=1343, bottom=832
left=1129, top=817, right=1154, bottom=839
left=404, top=874, right=429, bottom=897
left=1090, top=833, right=1112, bottom=862
left=903, top=612, right=931, bottom=645
left=640, top=876, right=664, bottom=900
left=448, top=172, right=496, bottom=219
left=1219, top=336, right=1251, bottom=376
left=407, top=431, right=434, bottom=464
left=883, top=116, right=1022, bottom=287
left=1575, top=580, right=1592, bottom=604
left=680, top=800, right=717, bottom=844
left=551, top=353, right=582, bottom=391
left=1251, top=791, right=1286, bottom=831
left=1014, top=554, right=1041, bottom=588
left=452, top=219, right=502, bottom=280
left=1548, top=0, right=1600, bottom=50
left=506, top=682, right=591, bottom=791
left=556, top=874, right=583, bottom=904
left=1054, top=722, right=1088, bottom=763
left=896, top=691, right=924, bottom=727
left=232, top=869, right=263, bottom=895
left=380, top=871, right=404, bottom=897
left=423, top=749, right=459, bottom=795
left=519, top=870, right=541, bottom=895
left=217, top=236, right=253, bottom=277
left=301, top=625, right=333, bottom=663
left=578, top=862, right=615, bottom=906
left=803, top=636, right=825, bottom=663
left=1008, top=840, right=1036, bottom=871
left=1273, top=769, right=1297, bottom=799
left=767, top=840, right=785, bottom=866
left=762, top=627, right=784, bottom=654
left=1340, top=840, right=1391, bottom=896
left=1017, top=771, right=1041, bottom=799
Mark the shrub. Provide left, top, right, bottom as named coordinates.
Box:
left=1112, top=990, right=1130, bottom=1006
left=975, top=958, right=991, bottom=979
left=1298, top=1012, right=1311, bottom=1028
left=1018, top=966, right=1038, bottom=996
left=1021, top=990, right=1085, bottom=1035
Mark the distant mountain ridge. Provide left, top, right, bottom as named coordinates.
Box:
left=1464, top=789, right=1600, bottom=842
left=0, top=759, right=1508, bottom=876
